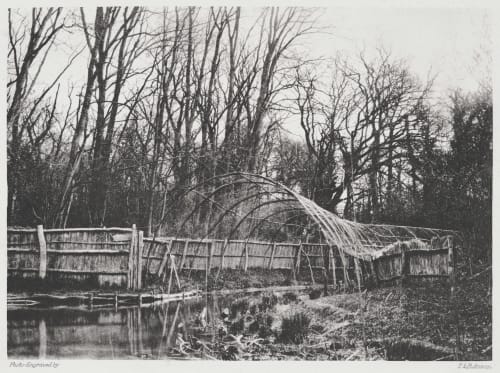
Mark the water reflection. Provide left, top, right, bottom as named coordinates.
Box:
left=8, top=293, right=255, bottom=359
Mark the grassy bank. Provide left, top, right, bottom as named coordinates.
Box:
left=144, top=267, right=324, bottom=293
left=169, top=270, right=491, bottom=361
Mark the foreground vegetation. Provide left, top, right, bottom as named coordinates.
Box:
left=161, top=268, right=491, bottom=360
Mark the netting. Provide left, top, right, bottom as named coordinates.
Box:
left=162, top=172, right=460, bottom=260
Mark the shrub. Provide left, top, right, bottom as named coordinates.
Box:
left=282, top=292, right=298, bottom=304
left=249, top=312, right=274, bottom=338
left=249, top=303, right=258, bottom=315
left=309, top=289, right=322, bottom=300
left=230, top=298, right=250, bottom=318
left=229, top=318, right=245, bottom=335
left=259, top=293, right=278, bottom=312
left=279, top=312, right=311, bottom=344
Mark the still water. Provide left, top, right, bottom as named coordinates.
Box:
left=8, top=293, right=252, bottom=359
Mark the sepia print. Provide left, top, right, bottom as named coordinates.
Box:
left=6, top=4, right=492, bottom=362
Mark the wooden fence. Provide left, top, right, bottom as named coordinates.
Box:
left=372, top=236, right=455, bottom=284
left=7, top=225, right=142, bottom=290
left=7, top=225, right=455, bottom=290
left=142, top=238, right=328, bottom=272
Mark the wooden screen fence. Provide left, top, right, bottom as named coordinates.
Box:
left=7, top=225, right=142, bottom=290
left=7, top=226, right=455, bottom=290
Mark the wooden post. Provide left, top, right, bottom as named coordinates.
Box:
left=36, top=225, right=47, bottom=280
left=127, top=225, right=137, bottom=289
left=205, top=244, right=209, bottom=292
left=369, top=260, right=379, bottom=287
left=207, top=240, right=213, bottom=271
left=144, top=238, right=155, bottom=275
left=447, top=236, right=460, bottom=359
left=158, top=241, right=171, bottom=277
left=354, top=257, right=362, bottom=290
left=448, top=236, right=455, bottom=287
left=170, top=254, right=182, bottom=290
left=329, top=246, right=337, bottom=288
left=268, top=243, right=276, bottom=269
left=337, top=247, right=350, bottom=287
left=291, top=244, right=297, bottom=281
left=295, top=242, right=302, bottom=273
left=179, top=239, right=188, bottom=270
left=167, top=256, right=174, bottom=295
left=322, top=246, right=329, bottom=295
left=400, top=243, right=408, bottom=287
left=220, top=239, right=228, bottom=269
left=137, top=230, right=144, bottom=289
left=244, top=242, right=249, bottom=272
left=303, top=244, right=315, bottom=285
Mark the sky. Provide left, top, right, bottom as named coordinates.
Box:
left=280, top=6, right=491, bottom=136
left=313, top=7, right=490, bottom=95
left=8, top=5, right=492, bottom=138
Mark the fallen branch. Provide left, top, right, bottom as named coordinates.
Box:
left=466, top=266, right=491, bottom=281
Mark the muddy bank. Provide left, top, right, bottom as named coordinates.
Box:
left=8, top=268, right=319, bottom=294
left=159, top=276, right=491, bottom=360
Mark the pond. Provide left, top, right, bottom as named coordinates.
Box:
left=8, top=290, right=299, bottom=360
left=10, top=284, right=476, bottom=361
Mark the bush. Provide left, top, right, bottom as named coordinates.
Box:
left=229, top=318, right=245, bottom=335
left=309, top=289, right=322, bottom=300
left=230, top=298, right=250, bottom=318
left=282, top=292, right=298, bottom=304
left=249, top=312, right=274, bottom=338
left=259, top=293, right=278, bottom=312
left=279, top=312, right=311, bottom=344
left=249, top=303, right=258, bottom=315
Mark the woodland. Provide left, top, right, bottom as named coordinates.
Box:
left=7, top=7, right=492, bottom=262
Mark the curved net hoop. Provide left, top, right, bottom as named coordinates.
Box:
left=163, top=172, right=461, bottom=260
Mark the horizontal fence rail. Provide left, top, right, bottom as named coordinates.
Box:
left=8, top=225, right=140, bottom=290
left=8, top=226, right=455, bottom=290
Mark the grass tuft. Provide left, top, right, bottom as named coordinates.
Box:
left=279, top=311, right=311, bottom=344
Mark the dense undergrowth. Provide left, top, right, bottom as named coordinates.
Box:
left=163, top=265, right=491, bottom=361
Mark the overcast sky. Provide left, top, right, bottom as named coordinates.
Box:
left=10, top=5, right=491, bottom=138
left=281, top=6, right=491, bottom=135
left=313, top=7, right=490, bottom=96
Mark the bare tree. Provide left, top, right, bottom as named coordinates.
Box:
left=294, top=51, right=432, bottom=220
left=7, top=8, right=67, bottom=222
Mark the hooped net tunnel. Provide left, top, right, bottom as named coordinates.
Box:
left=160, top=172, right=461, bottom=269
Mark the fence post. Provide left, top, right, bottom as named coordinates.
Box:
left=268, top=242, right=276, bottom=269
left=137, top=230, right=143, bottom=289
left=329, top=246, right=337, bottom=288
left=369, top=259, right=379, bottom=287
left=337, top=246, right=349, bottom=287
left=207, top=240, right=213, bottom=271
left=295, top=241, right=302, bottom=274
left=127, top=224, right=137, bottom=289
left=354, top=257, right=362, bottom=290
left=303, top=244, right=315, bottom=284
left=448, top=236, right=455, bottom=287
left=158, top=241, right=171, bottom=277
left=322, top=245, right=329, bottom=295
left=36, top=225, right=47, bottom=280
left=179, top=239, right=188, bottom=270
left=244, top=242, right=249, bottom=272
left=220, top=239, right=228, bottom=269
left=400, top=243, right=408, bottom=287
